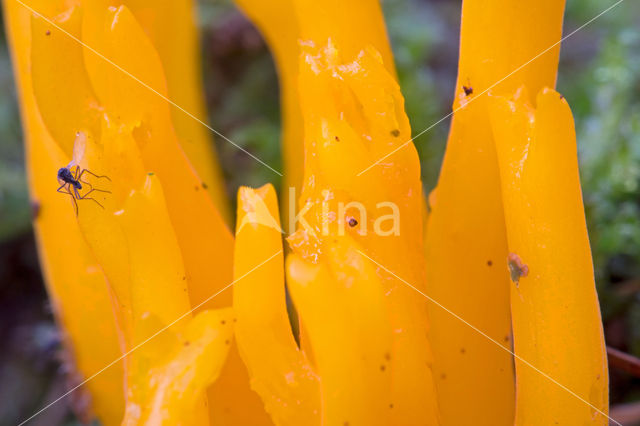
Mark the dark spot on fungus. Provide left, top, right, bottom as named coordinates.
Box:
left=380, top=365, right=386, bottom=372
left=460, top=348, right=466, bottom=354
left=440, top=373, right=447, bottom=380
left=559, top=94, right=564, bottom=100
left=463, top=85, right=473, bottom=96
left=389, top=403, right=394, bottom=409
left=45, top=30, right=51, bottom=36
left=184, top=341, right=190, bottom=346
left=507, top=253, right=529, bottom=285
left=195, top=185, right=199, bottom=191
left=202, top=182, right=208, bottom=189
left=384, top=352, right=391, bottom=361
left=344, top=422, right=349, bottom=426
left=225, top=339, right=230, bottom=345
left=182, top=276, right=186, bottom=280
left=348, top=217, right=358, bottom=227
left=504, top=335, right=510, bottom=342
left=233, top=318, right=237, bottom=323
left=221, top=320, right=226, bottom=325
left=31, top=200, right=41, bottom=219
left=148, top=172, right=154, bottom=176
left=335, top=136, right=340, bottom=142
left=487, top=260, right=493, bottom=266
left=390, top=129, right=400, bottom=137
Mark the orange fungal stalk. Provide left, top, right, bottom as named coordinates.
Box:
left=288, top=41, right=439, bottom=425
left=424, top=1, right=566, bottom=424
left=3, top=1, right=124, bottom=423
left=490, top=87, right=609, bottom=425
left=233, top=184, right=320, bottom=425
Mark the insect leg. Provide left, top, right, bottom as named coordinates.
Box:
left=78, top=180, right=111, bottom=194
left=76, top=187, right=105, bottom=210
left=78, top=168, right=111, bottom=181
left=57, top=183, right=79, bottom=215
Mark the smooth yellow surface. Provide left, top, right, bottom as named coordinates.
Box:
left=287, top=239, right=393, bottom=426
left=127, top=0, right=229, bottom=223
left=490, top=87, right=609, bottom=425
left=4, top=2, right=124, bottom=424
left=424, top=1, right=566, bottom=424
left=233, top=184, right=320, bottom=425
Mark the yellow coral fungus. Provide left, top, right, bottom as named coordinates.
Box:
left=3, top=1, right=616, bottom=425
left=289, top=41, right=439, bottom=425
left=234, top=0, right=395, bottom=219
left=233, top=184, right=320, bottom=425
left=424, top=1, right=567, bottom=424
left=4, top=1, right=124, bottom=423
left=490, top=87, right=609, bottom=424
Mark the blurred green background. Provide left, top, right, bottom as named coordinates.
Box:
left=0, top=0, right=639, bottom=424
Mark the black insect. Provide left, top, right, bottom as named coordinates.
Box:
left=57, top=165, right=111, bottom=215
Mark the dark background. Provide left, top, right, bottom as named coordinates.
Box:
left=0, top=0, right=639, bottom=424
